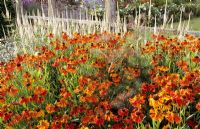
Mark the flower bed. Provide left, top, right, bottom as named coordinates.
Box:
left=0, top=32, right=199, bottom=129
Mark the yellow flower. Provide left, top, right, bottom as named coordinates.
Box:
left=80, top=126, right=89, bottom=129
left=84, top=87, right=93, bottom=96
left=37, top=120, right=49, bottom=129
left=156, top=66, right=169, bottom=72
left=36, top=110, right=45, bottom=118
left=150, top=108, right=165, bottom=122
left=162, top=124, right=171, bottom=129
left=149, top=95, right=162, bottom=108
left=5, top=126, right=14, bottom=129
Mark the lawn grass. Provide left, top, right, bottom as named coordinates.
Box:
left=172, top=17, right=200, bottom=31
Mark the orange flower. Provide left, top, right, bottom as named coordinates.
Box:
left=129, top=94, right=145, bottom=108
left=34, top=86, right=47, bottom=96
left=93, top=116, right=105, bottom=126
left=85, top=95, right=99, bottom=103
left=56, top=98, right=68, bottom=108
left=60, top=114, right=70, bottom=123
left=104, top=111, right=114, bottom=121
left=192, top=56, right=200, bottom=63
left=174, top=115, right=182, bottom=124
left=149, top=95, right=162, bottom=108
left=48, top=33, right=54, bottom=38
left=185, top=34, right=195, bottom=40
left=60, top=88, right=71, bottom=99
left=110, top=73, right=119, bottom=78
left=149, top=109, right=164, bottom=122
left=92, top=60, right=106, bottom=68
left=35, top=110, right=45, bottom=118
left=19, top=96, right=30, bottom=104
left=46, top=104, right=56, bottom=113
left=61, top=32, right=68, bottom=40
left=66, top=67, right=76, bottom=73
left=155, top=66, right=169, bottom=72
left=131, top=68, right=140, bottom=78
left=23, top=72, right=31, bottom=78
left=98, top=80, right=112, bottom=90
left=8, top=113, right=22, bottom=126
left=176, top=60, right=189, bottom=71
left=24, top=80, right=33, bottom=91
left=112, top=76, right=121, bottom=83
left=172, top=89, right=193, bottom=107
left=162, top=124, right=171, bottom=129
left=109, top=73, right=121, bottom=83
left=7, top=86, right=18, bottom=97
left=16, top=63, right=23, bottom=71
left=166, top=112, right=182, bottom=124
left=78, top=56, right=88, bottom=64
left=37, top=120, right=49, bottom=129
left=5, top=126, right=14, bottom=129
left=141, top=83, right=157, bottom=93
left=131, top=110, right=144, bottom=123
left=60, top=66, right=76, bottom=75
left=0, top=97, right=6, bottom=104
left=80, top=96, right=86, bottom=103
left=196, top=102, right=200, bottom=110
left=30, top=95, right=45, bottom=104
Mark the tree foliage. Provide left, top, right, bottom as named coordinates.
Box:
left=0, top=0, right=15, bottom=38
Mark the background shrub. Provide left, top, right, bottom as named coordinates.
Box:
left=0, top=0, right=15, bottom=38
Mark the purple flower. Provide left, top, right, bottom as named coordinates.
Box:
left=22, top=0, right=35, bottom=6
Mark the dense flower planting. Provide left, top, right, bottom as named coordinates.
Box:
left=0, top=32, right=199, bottom=129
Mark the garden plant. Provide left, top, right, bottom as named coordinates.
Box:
left=0, top=32, right=199, bottom=129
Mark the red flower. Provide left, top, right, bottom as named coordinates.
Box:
left=131, top=110, right=144, bottom=123
left=111, top=124, right=123, bottom=129
left=65, top=123, right=76, bottom=129
left=3, top=111, right=13, bottom=121
left=48, top=33, right=54, bottom=38
left=118, top=108, right=129, bottom=117
left=123, top=118, right=132, bottom=124
left=196, top=102, right=200, bottom=110
left=186, top=119, right=198, bottom=129
left=124, top=125, right=134, bottom=129
left=81, top=116, right=91, bottom=124
left=93, top=116, right=104, bottom=126
left=166, top=112, right=182, bottom=124
left=129, top=94, right=145, bottom=108
left=113, top=116, right=121, bottom=122
left=51, top=121, right=62, bottom=129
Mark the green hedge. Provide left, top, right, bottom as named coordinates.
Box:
left=0, top=0, right=15, bottom=38
left=118, top=2, right=200, bottom=26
